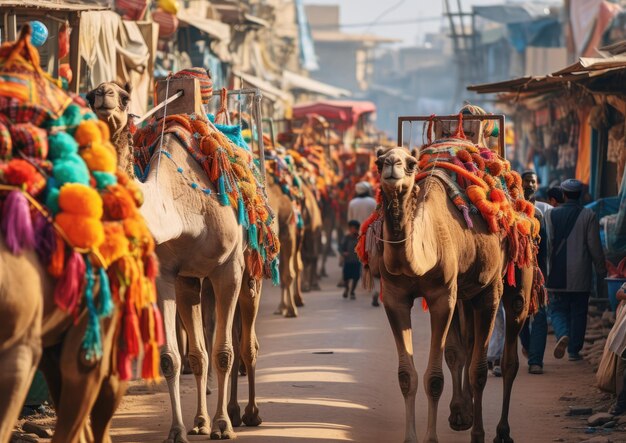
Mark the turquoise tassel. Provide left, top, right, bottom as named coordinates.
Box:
left=248, top=224, right=259, bottom=251
left=218, top=176, right=229, bottom=206
left=237, top=198, right=249, bottom=228
left=271, top=258, right=280, bottom=286
left=225, top=176, right=233, bottom=193
left=98, top=267, right=113, bottom=318
left=297, top=213, right=304, bottom=229
left=82, top=259, right=102, bottom=361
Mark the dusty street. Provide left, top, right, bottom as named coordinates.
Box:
left=111, top=261, right=607, bottom=443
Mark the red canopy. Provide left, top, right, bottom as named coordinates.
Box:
left=292, top=100, right=376, bottom=130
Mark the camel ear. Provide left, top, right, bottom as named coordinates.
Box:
left=375, top=147, right=386, bottom=158
left=410, top=148, right=419, bottom=158
left=123, top=82, right=132, bottom=94
left=85, top=89, right=96, bottom=109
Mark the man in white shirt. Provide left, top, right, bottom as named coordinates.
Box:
left=347, top=181, right=379, bottom=305
left=348, top=182, right=377, bottom=224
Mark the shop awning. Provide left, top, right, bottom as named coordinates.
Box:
left=177, top=10, right=231, bottom=42
left=292, top=100, right=376, bottom=129
left=0, top=0, right=108, bottom=11
left=282, top=70, right=350, bottom=98
left=233, top=71, right=291, bottom=102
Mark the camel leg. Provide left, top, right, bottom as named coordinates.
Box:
left=227, top=306, right=242, bottom=427
left=423, top=291, right=455, bottom=443
left=176, top=313, right=192, bottom=375
left=294, top=239, right=305, bottom=306
left=275, top=228, right=298, bottom=318
left=209, top=259, right=243, bottom=440
left=0, top=335, right=41, bottom=443
left=446, top=303, right=473, bottom=431
left=90, top=373, right=128, bottom=443
left=158, top=272, right=188, bottom=443
left=494, top=276, right=530, bottom=443
left=383, top=290, right=418, bottom=443
left=175, top=276, right=211, bottom=436
left=50, top=315, right=116, bottom=443
left=202, top=280, right=216, bottom=396
left=240, top=278, right=262, bottom=427
left=468, top=284, right=501, bottom=443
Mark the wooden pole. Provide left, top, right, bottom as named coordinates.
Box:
left=68, top=11, right=81, bottom=94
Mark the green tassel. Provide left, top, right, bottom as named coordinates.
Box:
left=248, top=224, right=259, bottom=251
left=271, top=258, right=280, bottom=286
left=218, top=176, right=229, bottom=206
left=82, top=259, right=102, bottom=361
left=98, top=267, right=114, bottom=318
left=297, top=213, right=304, bottom=229
left=237, top=198, right=249, bottom=228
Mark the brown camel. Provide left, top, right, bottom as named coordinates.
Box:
left=89, top=81, right=263, bottom=441
left=372, top=147, right=531, bottom=443
left=267, top=181, right=302, bottom=318
left=298, top=183, right=323, bottom=296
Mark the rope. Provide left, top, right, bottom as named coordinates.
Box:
left=154, top=75, right=171, bottom=186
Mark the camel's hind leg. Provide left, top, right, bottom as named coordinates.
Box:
left=445, top=303, right=473, bottom=432
left=227, top=306, right=243, bottom=427
left=90, top=373, right=127, bottom=443
left=49, top=315, right=116, bottom=443
left=202, top=280, right=216, bottom=396
left=208, top=259, right=244, bottom=440
left=240, top=277, right=262, bottom=427
left=468, top=283, right=501, bottom=443
left=423, top=290, right=455, bottom=443
left=175, top=276, right=211, bottom=437
left=494, top=270, right=531, bottom=443
left=383, top=285, right=418, bottom=443
left=275, top=225, right=298, bottom=318
left=0, top=335, right=41, bottom=443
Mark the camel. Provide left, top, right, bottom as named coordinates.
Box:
left=372, top=147, right=531, bottom=443
left=299, top=183, right=323, bottom=296
left=267, top=181, right=302, bottom=318
left=89, top=81, right=263, bottom=441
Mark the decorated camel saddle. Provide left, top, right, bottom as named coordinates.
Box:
left=358, top=111, right=545, bottom=313
left=0, top=27, right=163, bottom=378
left=132, top=77, right=280, bottom=283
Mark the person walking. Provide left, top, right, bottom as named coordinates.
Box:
left=545, top=179, right=607, bottom=361
left=340, top=220, right=362, bottom=300
left=347, top=181, right=379, bottom=306
left=519, top=170, right=550, bottom=374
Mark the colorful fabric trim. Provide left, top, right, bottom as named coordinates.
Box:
left=133, top=113, right=280, bottom=284
left=0, top=28, right=163, bottom=381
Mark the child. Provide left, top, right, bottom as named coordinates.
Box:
left=340, top=220, right=361, bottom=300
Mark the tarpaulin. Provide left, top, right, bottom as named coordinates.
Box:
left=576, top=108, right=592, bottom=184
left=292, top=100, right=376, bottom=130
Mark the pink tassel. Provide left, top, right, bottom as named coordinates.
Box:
left=117, top=348, right=133, bottom=381
left=144, top=254, right=159, bottom=280
left=33, top=213, right=56, bottom=264
left=152, top=303, right=165, bottom=346
left=54, top=251, right=86, bottom=316
left=461, top=205, right=473, bottom=229
left=506, top=261, right=516, bottom=287
left=0, top=190, right=35, bottom=254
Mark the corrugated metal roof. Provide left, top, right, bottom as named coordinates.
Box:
left=282, top=70, right=350, bottom=98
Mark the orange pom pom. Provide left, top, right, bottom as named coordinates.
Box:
left=58, top=183, right=103, bottom=218
left=456, top=150, right=472, bottom=163
left=74, top=120, right=102, bottom=147
left=486, top=161, right=503, bottom=176
left=81, top=142, right=117, bottom=173
left=56, top=213, right=105, bottom=249
left=96, top=120, right=111, bottom=142
left=102, top=184, right=138, bottom=220
left=98, top=223, right=130, bottom=266
left=490, top=188, right=507, bottom=204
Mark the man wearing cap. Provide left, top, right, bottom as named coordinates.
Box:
left=347, top=182, right=378, bottom=306
left=545, top=179, right=607, bottom=361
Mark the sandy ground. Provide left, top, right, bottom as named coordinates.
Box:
left=109, top=259, right=618, bottom=443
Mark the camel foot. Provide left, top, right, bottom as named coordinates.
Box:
left=206, top=385, right=213, bottom=395
left=242, top=405, right=262, bottom=427
left=295, top=299, right=305, bottom=308
left=188, top=416, right=211, bottom=436
left=239, top=365, right=247, bottom=377
left=284, top=310, right=298, bottom=318
left=471, top=430, right=485, bottom=443
left=493, top=424, right=513, bottom=443
left=210, top=417, right=236, bottom=440
left=302, top=285, right=311, bottom=293
left=311, top=283, right=321, bottom=291
left=228, top=403, right=242, bottom=427
left=164, top=426, right=189, bottom=443
left=320, top=269, right=328, bottom=278
left=448, top=403, right=473, bottom=431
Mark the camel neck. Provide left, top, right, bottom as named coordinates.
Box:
left=382, top=180, right=440, bottom=277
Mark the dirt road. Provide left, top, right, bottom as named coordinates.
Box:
left=111, top=261, right=604, bottom=443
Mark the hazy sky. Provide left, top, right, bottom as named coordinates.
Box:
left=303, top=0, right=502, bottom=46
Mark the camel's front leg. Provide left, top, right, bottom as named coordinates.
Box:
left=383, top=290, right=418, bottom=443
left=227, top=305, right=242, bottom=427
left=423, top=290, right=455, bottom=443
left=445, top=303, right=473, bottom=431
left=91, top=373, right=127, bottom=443
left=209, top=259, right=244, bottom=440
left=176, top=276, right=211, bottom=436
left=240, top=277, right=263, bottom=427
left=158, top=273, right=188, bottom=443
left=201, top=280, right=216, bottom=395
left=495, top=271, right=531, bottom=443
left=276, top=228, right=298, bottom=317
left=469, top=284, right=501, bottom=443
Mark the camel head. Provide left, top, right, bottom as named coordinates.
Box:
left=86, top=82, right=131, bottom=139
left=375, top=147, right=418, bottom=196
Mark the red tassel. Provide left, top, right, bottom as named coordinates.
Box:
left=54, top=251, right=86, bottom=315
left=506, top=261, right=516, bottom=287
left=141, top=342, right=160, bottom=380
left=117, top=348, right=133, bottom=381
left=152, top=303, right=165, bottom=346
left=123, top=301, right=141, bottom=358
left=422, top=298, right=429, bottom=312
left=210, top=152, right=221, bottom=182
